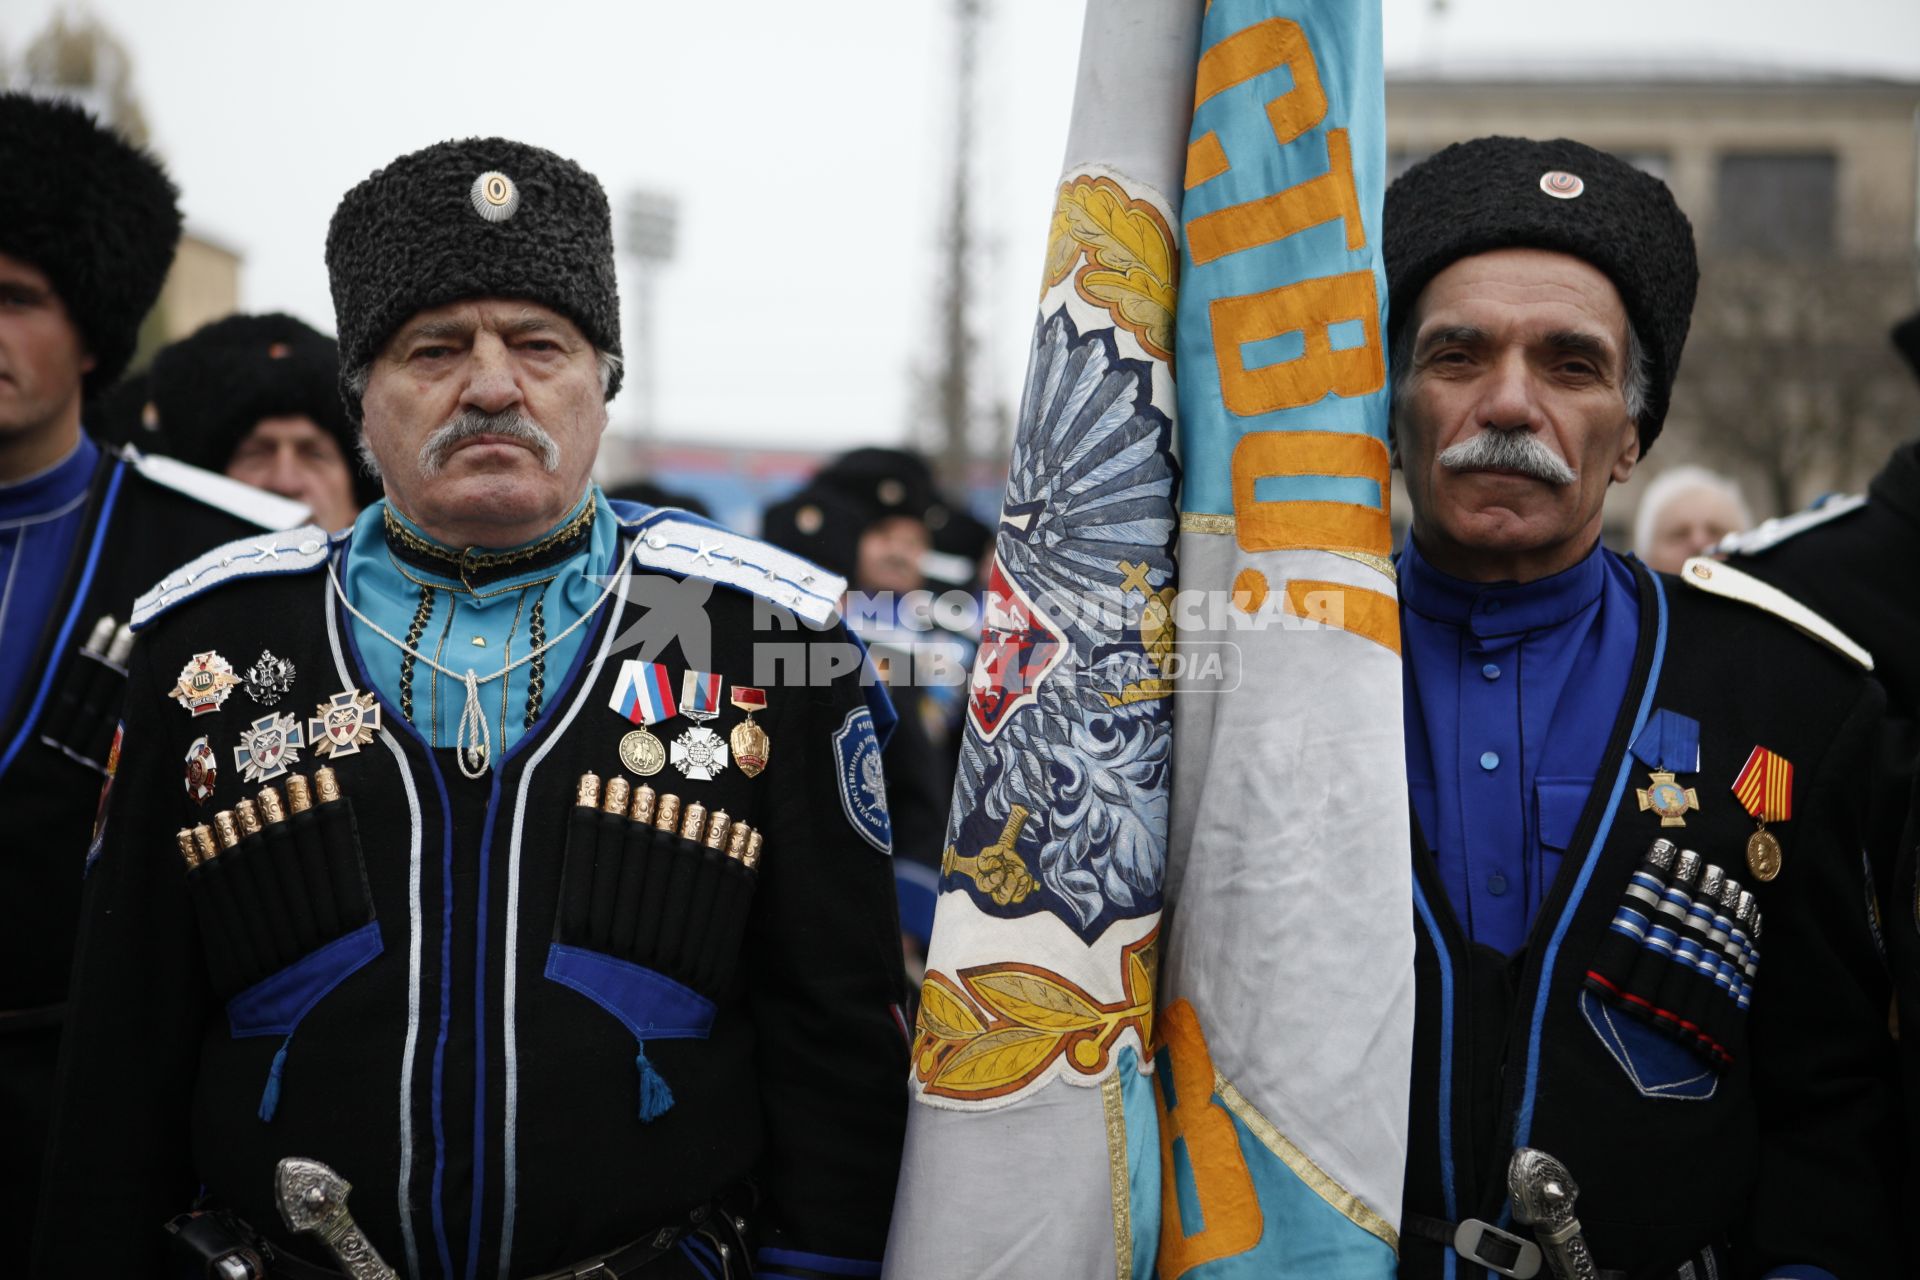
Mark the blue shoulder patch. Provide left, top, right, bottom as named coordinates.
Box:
left=832, top=706, right=892, bottom=855
left=628, top=513, right=846, bottom=626
left=132, top=526, right=333, bottom=632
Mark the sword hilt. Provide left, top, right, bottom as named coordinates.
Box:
left=1507, top=1147, right=1600, bottom=1280
left=274, top=1158, right=397, bottom=1280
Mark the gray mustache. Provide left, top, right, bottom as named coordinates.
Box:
left=1436, top=430, right=1576, bottom=486
left=419, top=409, right=561, bottom=476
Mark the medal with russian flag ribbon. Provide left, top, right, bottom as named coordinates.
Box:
left=1732, top=745, right=1793, bottom=882
left=671, top=670, right=728, bottom=781
left=610, top=660, right=676, bottom=778
left=680, top=669, right=724, bottom=723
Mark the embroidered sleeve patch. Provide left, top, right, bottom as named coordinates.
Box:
left=832, top=707, right=892, bottom=854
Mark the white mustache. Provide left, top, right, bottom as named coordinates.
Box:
left=1437, top=431, right=1577, bottom=486
left=419, top=409, right=561, bottom=476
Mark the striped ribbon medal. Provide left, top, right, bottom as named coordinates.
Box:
left=1731, top=745, right=1793, bottom=882
left=609, top=660, right=676, bottom=777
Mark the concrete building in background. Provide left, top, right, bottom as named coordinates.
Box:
left=130, top=228, right=242, bottom=374
left=1385, top=59, right=1920, bottom=535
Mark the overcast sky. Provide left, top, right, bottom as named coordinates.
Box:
left=7, top=0, right=1918, bottom=452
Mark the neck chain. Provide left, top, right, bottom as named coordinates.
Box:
left=328, top=537, right=634, bottom=779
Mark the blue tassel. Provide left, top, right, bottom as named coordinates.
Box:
left=258, top=1038, right=290, bottom=1123
left=635, top=1042, right=674, bottom=1122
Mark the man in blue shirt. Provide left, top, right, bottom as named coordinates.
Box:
left=0, top=93, right=304, bottom=1261
left=1387, top=138, right=1900, bottom=1278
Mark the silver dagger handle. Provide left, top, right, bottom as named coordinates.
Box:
left=1508, top=1147, right=1600, bottom=1280
left=274, top=1157, right=398, bottom=1280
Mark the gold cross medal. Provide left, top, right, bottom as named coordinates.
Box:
left=729, top=686, right=770, bottom=778
left=1732, top=745, right=1793, bottom=882
left=1636, top=770, right=1698, bottom=827
left=310, top=689, right=382, bottom=758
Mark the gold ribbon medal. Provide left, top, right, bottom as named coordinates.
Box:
left=1731, top=745, right=1793, bottom=882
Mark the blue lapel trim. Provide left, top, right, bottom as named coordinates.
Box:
left=0, top=457, right=124, bottom=778
left=1512, top=571, right=1670, bottom=1152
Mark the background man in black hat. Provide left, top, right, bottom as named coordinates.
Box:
left=1715, top=308, right=1920, bottom=1232
left=762, top=448, right=975, bottom=977
left=38, top=136, right=908, bottom=1278
left=1384, top=136, right=1899, bottom=1277
left=138, top=312, right=381, bottom=531
left=0, top=91, right=307, bottom=1259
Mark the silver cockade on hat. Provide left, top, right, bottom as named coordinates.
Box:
left=470, top=170, right=520, bottom=222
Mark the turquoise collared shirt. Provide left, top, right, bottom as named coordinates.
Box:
left=343, top=489, right=622, bottom=755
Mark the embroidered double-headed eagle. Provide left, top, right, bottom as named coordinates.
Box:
left=947, top=311, right=1178, bottom=932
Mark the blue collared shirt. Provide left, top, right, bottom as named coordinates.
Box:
left=343, top=489, right=621, bottom=756
left=0, top=434, right=98, bottom=724
left=1400, top=536, right=1640, bottom=955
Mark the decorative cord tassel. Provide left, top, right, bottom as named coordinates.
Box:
left=635, top=1042, right=675, bottom=1122
left=457, top=669, right=492, bottom=779
left=258, top=1037, right=291, bottom=1122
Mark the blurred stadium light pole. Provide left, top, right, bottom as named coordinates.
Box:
left=623, top=189, right=679, bottom=443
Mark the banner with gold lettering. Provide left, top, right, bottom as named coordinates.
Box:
left=1159, top=0, right=1411, bottom=1276
left=883, top=2, right=1202, bottom=1275
left=884, top=2, right=1408, bottom=1276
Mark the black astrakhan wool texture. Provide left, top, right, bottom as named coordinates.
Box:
left=1384, top=135, right=1699, bottom=451
left=0, top=92, right=181, bottom=396
left=325, top=136, right=624, bottom=418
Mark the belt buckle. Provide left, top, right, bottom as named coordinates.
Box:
left=1453, top=1218, right=1543, bottom=1279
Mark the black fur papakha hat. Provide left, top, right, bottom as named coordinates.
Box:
left=1384, top=136, right=1698, bottom=452
left=0, top=92, right=181, bottom=396
left=813, top=448, right=942, bottom=525
left=326, top=136, right=622, bottom=419
left=148, top=313, right=382, bottom=507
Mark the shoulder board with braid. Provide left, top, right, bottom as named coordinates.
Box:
left=132, top=526, right=339, bottom=631
left=623, top=511, right=845, bottom=626
left=1677, top=556, right=1873, bottom=671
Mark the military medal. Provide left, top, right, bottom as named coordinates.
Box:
left=609, top=660, right=677, bottom=776
left=233, top=711, right=304, bottom=784
left=169, top=651, right=241, bottom=716
left=680, top=670, right=723, bottom=723
left=671, top=725, right=729, bottom=781
left=1631, top=708, right=1702, bottom=828
left=1732, top=745, right=1792, bottom=882
left=241, top=649, right=296, bottom=707
left=729, top=686, right=770, bottom=778
left=184, top=736, right=218, bottom=803
left=619, top=729, right=666, bottom=776
left=310, top=689, right=382, bottom=758
left=1636, top=771, right=1699, bottom=827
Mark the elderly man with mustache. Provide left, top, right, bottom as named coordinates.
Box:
left=1385, top=139, right=1900, bottom=1278
left=36, top=138, right=909, bottom=1279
